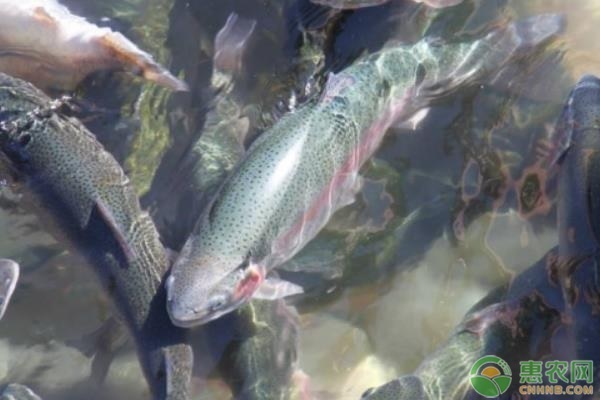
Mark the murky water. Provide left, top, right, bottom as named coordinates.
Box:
left=1, top=0, right=599, bottom=399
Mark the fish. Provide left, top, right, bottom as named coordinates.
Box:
left=166, top=14, right=564, bottom=327
left=0, top=0, right=187, bottom=92
left=363, top=75, right=600, bottom=399
left=219, top=299, right=302, bottom=400
left=0, top=384, right=41, bottom=400
left=146, top=12, right=256, bottom=249
left=166, top=14, right=565, bottom=327
left=0, top=259, right=18, bottom=320
left=147, top=13, right=304, bottom=399
left=0, top=74, right=192, bottom=400
left=310, top=0, right=463, bottom=10
left=555, top=75, right=600, bottom=258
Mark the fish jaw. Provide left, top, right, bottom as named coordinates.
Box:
left=167, top=256, right=265, bottom=327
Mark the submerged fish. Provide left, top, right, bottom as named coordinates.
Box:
left=310, top=0, right=463, bottom=10
left=219, top=299, right=301, bottom=400
left=0, top=0, right=187, bottom=92
left=147, top=12, right=256, bottom=248
left=0, top=74, right=192, bottom=400
left=148, top=13, right=303, bottom=398
left=0, top=259, right=18, bottom=320
left=167, top=14, right=565, bottom=327
left=363, top=74, right=600, bottom=399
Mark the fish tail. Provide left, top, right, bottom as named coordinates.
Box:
left=417, top=14, right=565, bottom=100
left=164, top=344, right=194, bottom=400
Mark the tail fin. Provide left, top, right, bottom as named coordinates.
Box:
left=213, top=13, right=257, bottom=76
left=418, top=14, right=565, bottom=100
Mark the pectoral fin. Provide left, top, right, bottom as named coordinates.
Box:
left=252, top=276, right=304, bottom=300
left=0, top=259, right=19, bottom=321
left=68, top=317, right=128, bottom=383
left=94, top=200, right=137, bottom=265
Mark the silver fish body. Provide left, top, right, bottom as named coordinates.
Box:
left=0, top=0, right=187, bottom=92
left=167, top=14, right=565, bottom=327
left=0, top=74, right=192, bottom=400
left=0, top=259, right=19, bottom=320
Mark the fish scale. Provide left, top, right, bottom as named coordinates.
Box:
left=168, top=14, right=565, bottom=327
left=0, top=74, right=192, bottom=400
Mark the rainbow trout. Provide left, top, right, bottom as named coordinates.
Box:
left=0, top=259, right=18, bottom=320
left=363, top=75, right=600, bottom=400
left=166, top=14, right=565, bottom=327
left=0, top=0, right=187, bottom=92
left=0, top=74, right=192, bottom=399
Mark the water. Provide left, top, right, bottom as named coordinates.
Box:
left=0, top=0, right=597, bottom=399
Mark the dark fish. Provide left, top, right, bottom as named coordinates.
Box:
left=0, top=74, right=192, bottom=400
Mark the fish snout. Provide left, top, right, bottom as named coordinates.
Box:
left=165, top=273, right=231, bottom=327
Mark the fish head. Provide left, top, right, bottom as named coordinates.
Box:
left=166, top=252, right=265, bottom=327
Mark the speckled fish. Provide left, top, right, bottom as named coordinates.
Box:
left=363, top=75, right=600, bottom=400
left=310, top=0, right=463, bottom=10
left=166, top=14, right=565, bottom=327
left=0, top=0, right=187, bottom=92
left=0, top=259, right=18, bottom=321
left=0, top=74, right=192, bottom=400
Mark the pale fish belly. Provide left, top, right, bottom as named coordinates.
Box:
left=0, top=0, right=186, bottom=91
left=268, top=86, right=417, bottom=270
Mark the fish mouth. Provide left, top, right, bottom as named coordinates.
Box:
left=167, top=297, right=243, bottom=327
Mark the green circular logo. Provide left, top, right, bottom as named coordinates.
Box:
left=469, top=356, right=513, bottom=398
